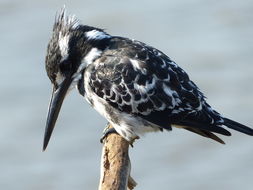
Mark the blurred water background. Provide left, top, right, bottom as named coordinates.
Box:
left=0, top=0, right=253, bottom=189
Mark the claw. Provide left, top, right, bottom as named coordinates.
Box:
left=100, top=125, right=118, bottom=143
left=100, top=123, right=140, bottom=147
left=129, top=136, right=140, bottom=147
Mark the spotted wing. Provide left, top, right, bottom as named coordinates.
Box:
left=89, top=37, right=230, bottom=136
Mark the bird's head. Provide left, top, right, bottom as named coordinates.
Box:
left=43, top=8, right=111, bottom=150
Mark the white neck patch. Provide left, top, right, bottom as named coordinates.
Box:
left=85, top=30, right=110, bottom=40
left=58, top=32, right=70, bottom=59
left=77, top=48, right=102, bottom=73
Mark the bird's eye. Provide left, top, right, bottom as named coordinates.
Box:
left=59, top=60, right=72, bottom=73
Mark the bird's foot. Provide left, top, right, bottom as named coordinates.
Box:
left=100, top=124, right=118, bottom=143
left=100, top=123, right=140, bottom=147
left=129, top=136, right=140, bottom=147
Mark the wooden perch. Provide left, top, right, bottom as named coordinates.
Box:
left=99, top=125, right=137, bottom=190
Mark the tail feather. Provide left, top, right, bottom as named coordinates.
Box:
left=175, top=119, right=231, bottom=136
left=223, top=118, right=253, bottom=136
left=171, top=108, right=253, bottom=143
left=184, top=127, right=225, bottom=144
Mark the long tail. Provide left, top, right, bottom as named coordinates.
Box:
left=223, top=118, right=253, bottom=136
left=173, top=111, right=253, bottom=144
left=184, top=127, right=225, bottom=144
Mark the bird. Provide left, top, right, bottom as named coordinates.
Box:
left=43, top=8, right=253, bottom=151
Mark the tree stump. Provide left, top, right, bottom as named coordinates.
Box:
left=99, top=125, right=137, bottom=190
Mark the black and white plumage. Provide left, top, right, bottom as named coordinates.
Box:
left=43, top=9, right=253, bottom=150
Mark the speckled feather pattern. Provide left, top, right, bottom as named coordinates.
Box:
left=83, top=37, right=228, bottom=140
left=45, top=9, right=253, bottom=145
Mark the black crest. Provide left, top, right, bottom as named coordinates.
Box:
left=45, top=8, right=79, bottom=84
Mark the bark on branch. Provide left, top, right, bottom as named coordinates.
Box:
left=99, top=125, right=137, bottom=190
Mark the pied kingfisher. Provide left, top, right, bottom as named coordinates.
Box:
left=43, top=9, right=253, bottom=150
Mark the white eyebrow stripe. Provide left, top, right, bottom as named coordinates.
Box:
left=85, top=30, right=110, bottom=40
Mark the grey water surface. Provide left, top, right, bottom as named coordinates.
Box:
left=1, top=0, right=253, bottom=189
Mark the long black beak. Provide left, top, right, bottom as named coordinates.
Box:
left=43, top=75, right=73, bottom=151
